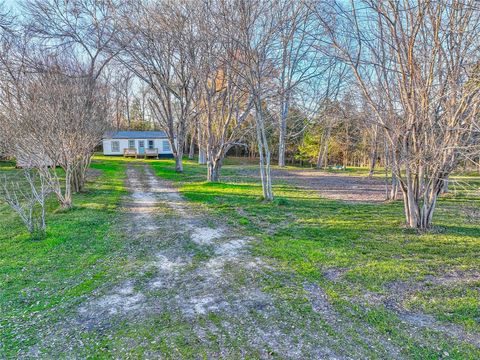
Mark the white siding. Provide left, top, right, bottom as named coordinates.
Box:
left=102, top=139, right=129, bottom=155
left=102, top=138, right=174, bottom=155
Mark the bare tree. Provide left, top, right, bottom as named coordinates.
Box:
left=0, top=5, right=22, bottom=160
left=187, top=124, right=196, bottom=160
left=22, top=0, right=118, bottom=193
left=114, top=0, right=198, bottom=172
left=2, top=54, right=109, bottom=208
left=1, top=169, right=51, bottom=238
left=224, top=0, right=291, bottom=200
left=23, top=0, right=119, bottom=80
left=314, top=99, right=343, bottom=168
left=276, top=1, right=321, bottom=167
left=109, top=67, right=135, bottom=129
left=194, top=1, right=254, bottom=181
left=318, top=1, right=480, bottom=229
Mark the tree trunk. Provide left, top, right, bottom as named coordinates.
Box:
left=71, top=170, right=82, bottom=193
left=173, top=129, right=185, bottom=172
left=278, top=123, right=286, bottom=167
left=254, top=97, right=273, bottom=201
left=390, top=173, right=398, bottom=200
left=368, top=127, right=378, bottom=177
left=369, top=152, right=377, bottom=177
left=188, top=128, right=195, bottom=160
left=174, top=154, right=183, bottom=173
left=399, top=169, right=444, bottom=230
left=70, top=156, right=92, bottom=193
left=442, top=176, right=449, bottom=193
left=316, top=126, right=331, bottom=169
left=198, top=150, right=206, bottom=165
left=418, top=178, right=443, bottom=230
left=207, top=159, right=222, bottom=182
left=197, top=127, right=207, bottom=165
left=384, top=139, right=398, bottom=201
left=126, top=95, right=131, bottom=129
left=343, top=124, right=350, bottom=168
left=278, top=97, right=289, bottom=167
left=40, top=199, right=46, bottom=232
left=60, top=170, right=73, bottom=209
left=383, top=143, right=390, bottom=200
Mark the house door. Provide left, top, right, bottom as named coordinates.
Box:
left=138, top=140, right=145, bottom=155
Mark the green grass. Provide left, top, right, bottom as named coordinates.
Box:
left=1, top=155, right=479, bottom=358
left=0, top=160, right=16, bottom=171
left=0, top=157, right=128, bottom=356
left=149, top=157, right=480, bottom=358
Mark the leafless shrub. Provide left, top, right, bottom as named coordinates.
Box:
left=0, top=169, right=51, bottom=238
left=2, top=55, right=110, bottom=209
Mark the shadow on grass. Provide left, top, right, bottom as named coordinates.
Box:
left=151, top=162, right=480, bottom=291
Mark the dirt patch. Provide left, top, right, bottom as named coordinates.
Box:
left=79, top=290, right=145, bottom=317
left=318, top=267, right=480, bottom=350
left=395, top=311, right=480, bottom=348
left=376, top=277, right=480, bottom=348
left=86, top=168, right=103, bottom=180
left=303, top=282, right=403, bottom=358
left=461, top=206, right=480, bottom=223
left=190, top=226, right=223, bottom=245
left=275, top=169, right=387, bottom=203
left=303, top=283, right=337, bottom=318
left=323, top=267, right=348, bottom=281
left=423, top=270, right=480, bottom=286
left=228, top=167, right=388, bottom=203
left=215, top=238, right=247, bottom=255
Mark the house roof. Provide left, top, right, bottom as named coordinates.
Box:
left=104, top=131, right=168, bottom=139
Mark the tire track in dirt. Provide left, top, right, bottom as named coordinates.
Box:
left=23, top=163, right=406, bottom=358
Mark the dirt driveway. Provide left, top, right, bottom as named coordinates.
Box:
left=22, top=163, right=477, bottom=358
left=24, top=163, right=408, bottom=358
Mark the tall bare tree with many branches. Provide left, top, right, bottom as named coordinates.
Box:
left=223, top=0, right=293, bottom=200
left=316, top=0, right=480, bottom=229
left=193, top=1, right=254, bottom=181
left=113, top=0, right=198, bottom=172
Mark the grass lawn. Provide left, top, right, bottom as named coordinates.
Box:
left=0, top=158, right=128, bottom=356
left=1, top=155, right=479, bottom=358
left=150, top=157, right=480, bottom=358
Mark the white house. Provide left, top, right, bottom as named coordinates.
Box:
left=102, top=131, right=174, bottom=158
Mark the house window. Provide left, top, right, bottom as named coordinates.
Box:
left=111, top=141, right=120, bottom=152
left=162, top=140, right=171, bottom=152
left=148, top=140, right=154, bottom=149
left=128, top=140, right=135, bottom=149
